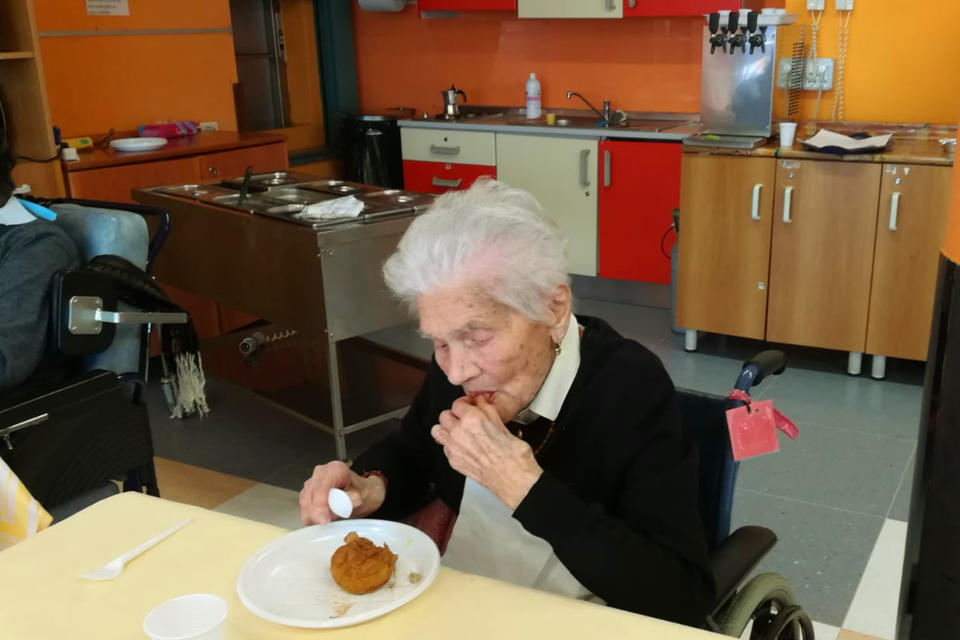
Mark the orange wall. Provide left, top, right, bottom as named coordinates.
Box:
left=354, top=1, right=960, bottom=125
left=353, top=7, right=704, bottom=117
left=774, top=0, right=960, bottom=123
left=35, top=0, right=238, bottom=137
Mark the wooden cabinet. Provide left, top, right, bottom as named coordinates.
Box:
left=623, top=0, right=735, bottom=16
left=866, top=164, right=953, bottom=360
left=196, top=143, right=289, bottom=181
left=766, top=160, right=881, bottom=352
left=496, top=133, right=598, bottom=276
left=402, top=160, right=495, bottom=194
left=66, top=157, right=201, bottom=203
left=598, top=140, right=681, bottom=284
left=677, top=155, right=775, bottom=340
left=66, top=141, right=288, bottom=201
left=518, top=0, right=622, bottom=19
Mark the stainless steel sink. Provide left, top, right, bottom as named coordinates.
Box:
left=210, top=193, right=283, bottom=212
left=265, top=187, right=335, bottom=205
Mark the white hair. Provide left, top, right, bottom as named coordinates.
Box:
left=383, top=178, right=569, bottom=322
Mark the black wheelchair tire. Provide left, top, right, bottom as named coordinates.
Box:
left=715, top=572, right=808, bottom=639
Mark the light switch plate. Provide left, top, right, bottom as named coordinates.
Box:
left=806, top=0, right=825, bottom=9
left=777, top=58, right=834, bottom=91
left=835, top=0, right=853, bottom=9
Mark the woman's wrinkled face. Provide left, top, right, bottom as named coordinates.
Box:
left=418, top=286, right=556, bottom=423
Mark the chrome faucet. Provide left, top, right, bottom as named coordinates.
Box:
left=566, top=91, right=611, bottom=124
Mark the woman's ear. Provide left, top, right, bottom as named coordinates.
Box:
left=547, top=283, right=572, bottom=343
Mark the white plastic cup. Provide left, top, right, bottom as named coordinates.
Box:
left=143, top=593, right=228, bottom=640
left=779, top=122, right=798, bottom=148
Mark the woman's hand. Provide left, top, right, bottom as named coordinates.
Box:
left=431, top=395, right=543, bottom=510
left=299, top=461, right=386, bottom=525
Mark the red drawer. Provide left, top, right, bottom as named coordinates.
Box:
left=403, top=160, right=495, bottom=194
left=419, top=0, right=516, bottom=10
left=624, top=0, right=736, bottom=17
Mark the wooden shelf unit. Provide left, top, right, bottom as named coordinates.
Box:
left=1, top=0, right=64, bottom=197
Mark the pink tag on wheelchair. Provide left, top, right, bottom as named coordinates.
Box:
left=727, top=400, right=780, bottom=461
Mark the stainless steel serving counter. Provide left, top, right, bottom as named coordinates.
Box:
left=134, top=173, right=433, bottom=458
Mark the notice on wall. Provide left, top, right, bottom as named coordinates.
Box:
left=85, top=0, right=129, bottom=16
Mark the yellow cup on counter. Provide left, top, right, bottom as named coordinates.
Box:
left=545, top=113, right=556, bottom=126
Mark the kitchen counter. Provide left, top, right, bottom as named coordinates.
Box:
left=62, top=131, right=287, bottom=172
left=400, top=109, right=700, bottom=141
left=683, top=127, right=955, bottom=166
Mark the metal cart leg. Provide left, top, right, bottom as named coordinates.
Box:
left=327, top=338, right=348, bottom=461
left=871, top=355, right=887, bottom=380
left=685, top=329, right=698, bottom=352
left=847, top=351, right=863, bottom=376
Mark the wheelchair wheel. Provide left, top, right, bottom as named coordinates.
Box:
left=716, top=572, right=813, bottom=639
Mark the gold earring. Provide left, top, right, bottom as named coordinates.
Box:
left=554, top=342, right=562, bottom=357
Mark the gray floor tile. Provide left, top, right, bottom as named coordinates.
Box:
left=573, top=298, right=672, bottom=349
left=148, top=375, right=351, bottom=482
left=262, top=420, right=401, bottom=491
left=731, top=489, right=884, bottom=627
left=766, top=367, right=923, bottom=440
left=888, top=448, right=916, bottom=522
left=737, top=423, right=915, bottom=517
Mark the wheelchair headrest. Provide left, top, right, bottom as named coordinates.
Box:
left=51, top=203, right=148, bottom=270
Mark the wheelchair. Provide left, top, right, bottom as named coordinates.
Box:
left=682, top=350, right=815, bottom=639
left=0, top=198, right=188, bottom=521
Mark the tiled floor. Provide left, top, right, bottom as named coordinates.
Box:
left=147, top=298, right=920, bottom=640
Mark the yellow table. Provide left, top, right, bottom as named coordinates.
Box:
left=0, top=493, right=724, bottom=639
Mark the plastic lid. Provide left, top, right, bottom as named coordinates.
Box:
left=530, top=72, right=536, bottom=78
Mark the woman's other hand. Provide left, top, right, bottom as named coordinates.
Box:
left=299, top=461, right=386, bottom=525
left=431, top=395, right=543, bottom=510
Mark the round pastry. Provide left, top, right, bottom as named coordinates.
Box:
left=330, top=532, right=398, bottom=595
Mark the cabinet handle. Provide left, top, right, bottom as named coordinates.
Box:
left=430, top=144, right=461, bottom=156
left=432, top=177, right=462, bottom=188
left=628, top=0, right=636, bottom=7
left=606, top=0, right=616, bottom=10
left=782, top=186, right=794, bottom=224
left=889, top=192, right=901, bottom=231
left=579, top=149, right=591, bottom=187
left=751, top=183, right=762, bottom=220
left=603, top=150, right=611, bottom=188
left=207, top=166, right=219, bottom=176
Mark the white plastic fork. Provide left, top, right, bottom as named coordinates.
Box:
left=79, top=518, right=192, bottom=581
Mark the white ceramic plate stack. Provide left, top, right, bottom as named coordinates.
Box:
left=236, top=519, right=440, bottom=629
left=110, top=137, right=168, bottom=152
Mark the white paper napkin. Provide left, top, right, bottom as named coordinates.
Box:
left=799, top=129, right=892, bottom=152
left=295, top=196, right=365, bottom=220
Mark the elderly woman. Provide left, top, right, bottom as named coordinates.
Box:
left=300, top=178, right=715, bottom=626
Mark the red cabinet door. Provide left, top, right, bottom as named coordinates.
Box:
left=598, top=140, right=682, bottom=284
left=419, top=0, right=516, bottom=10
left=624, top=0, right=736, bottom=17
left=403, top=160, right=495, bottom=194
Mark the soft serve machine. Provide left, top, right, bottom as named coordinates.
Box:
left=685, top=8, right=797, bottom=149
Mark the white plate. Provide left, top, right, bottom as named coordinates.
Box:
left=110, top=137, right=168, bottom=152
left=236, top=519, right=440, bottom=629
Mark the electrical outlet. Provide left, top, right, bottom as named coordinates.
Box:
left=835, top=0, right=853, bottom=9
left=806, top=0, right=824, bottom=9
left=777, top=58, right=834, bottom=91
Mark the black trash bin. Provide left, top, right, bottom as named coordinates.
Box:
left=340, top=113, right=405, bottom=189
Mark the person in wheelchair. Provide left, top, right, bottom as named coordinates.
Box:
left=300, top=179, right=715, bottom=626
left=0, top=139, right=79, bottom=390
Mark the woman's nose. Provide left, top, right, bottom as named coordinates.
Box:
left=445, top=345, right=479, bottom=386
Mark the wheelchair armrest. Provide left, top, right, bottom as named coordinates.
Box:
left=709, top=525, right=778, bottom=611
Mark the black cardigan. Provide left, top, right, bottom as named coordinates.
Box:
left=353, top=315, right=716, bottom=627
